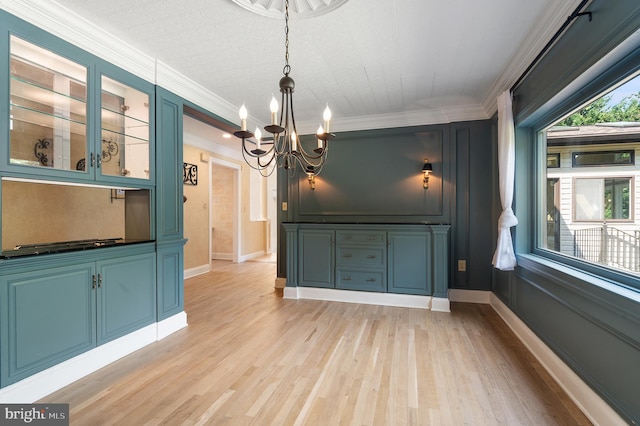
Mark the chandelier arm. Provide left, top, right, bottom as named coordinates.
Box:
left=242, top=143, right=277, bottom=170
left=242, top=138, right=275, bottom=159
left=290, top=150, right=326, bottom=172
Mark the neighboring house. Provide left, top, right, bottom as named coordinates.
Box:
left=545, top=124, right=640, bottom=273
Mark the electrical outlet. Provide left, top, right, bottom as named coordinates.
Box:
left=282, top=201, right=288, bottom=211
left=458, top=260, right=467, bottom=272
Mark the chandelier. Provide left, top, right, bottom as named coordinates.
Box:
left=234, top=0, right=335, bottom=183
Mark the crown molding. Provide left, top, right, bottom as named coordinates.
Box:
left=156, top=60, right=257, bottom=129
left=0, top=0, right=156, bottom=83
left=313, top=104, right=490, bottom=135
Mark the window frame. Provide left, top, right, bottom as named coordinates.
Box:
left=526, top=74, right=640, bottom=291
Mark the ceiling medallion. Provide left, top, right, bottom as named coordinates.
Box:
left=230, top=0, right=349, bottom=19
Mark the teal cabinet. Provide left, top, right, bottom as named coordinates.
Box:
left=97, top=253, right=156, bottom=344
left=388, top=231, right=431, bottom=295
left=336, top=230, right=387, bottom=292
left=3, top=27, right=154, bottom=187
left=0, top=262, right=95, bottom=387
left=156, top=240, right=186, bottom=320
left=0, top=252, right=155, bottom=387
left=0, top=11, right=183, bottom=392
left=285, top=223, right=450, bottom=296
left=299, top=229, right=334, bottom=288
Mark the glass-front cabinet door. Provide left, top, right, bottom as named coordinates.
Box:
left=6, top=34, right=153, bottom=185
left=9, top=35, right=88, bottom=172
left=100, top=76, right=150, bottom=180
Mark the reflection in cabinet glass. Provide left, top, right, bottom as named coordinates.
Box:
left=101, top=76, right=150, bottom=179
left=9, top=36, right=87, bottom=171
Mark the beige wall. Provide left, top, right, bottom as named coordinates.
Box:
left=182, top=143, right=267, bottom=271
left=2, top=180, right=125, bottom=250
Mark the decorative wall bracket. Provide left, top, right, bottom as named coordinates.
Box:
left=183, top=163, right=198, bottom=185
left=34, top=138, right=51, bottom=166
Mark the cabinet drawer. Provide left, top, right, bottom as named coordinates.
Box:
left=336, top=246, right=386, bottom=268
left=336, top=268, right=386, bottom=292
left=336, top=231, right=386, bottom=245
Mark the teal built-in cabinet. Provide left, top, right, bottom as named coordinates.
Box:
left=0, top=11, right=185, bottom=393
left=0, top=248, right=156, bottom=387
left=285, top=223, right=450, bottom=298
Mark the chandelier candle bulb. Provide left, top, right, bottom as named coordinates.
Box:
left=255, top=128, right=262, bottom=150
left=270, top=96, right=279, bottom=125
left=323, top=104, right=332, bottom=133
left=317, top=125, right=324, bottom=148
left=291, top=132, right=297, bottom=152
left=239, top=104, right=248, bottom=131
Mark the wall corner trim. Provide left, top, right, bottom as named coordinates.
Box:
left=431, top=297, right=451, bottom=312
left=449, top=289, right=492, bottom=304
left=489, top=293, right=625, bottom=426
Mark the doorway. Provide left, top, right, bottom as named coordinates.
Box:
left=209, top=157, right=241, bottom=264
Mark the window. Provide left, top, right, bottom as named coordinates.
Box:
left=540, top=75, right=640, bottom=276
left=547, top=153, right=560, bottom=168
left=574, top=177, right=631, bottom=221
left=572, top=150, right=634, bottom=167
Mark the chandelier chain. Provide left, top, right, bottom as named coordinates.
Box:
left=283, top=0, right=290, bottom=75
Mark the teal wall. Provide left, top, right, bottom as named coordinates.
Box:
left=505, top=1, right=640, bottom=422
left=279, top=120, right=495, bottom=291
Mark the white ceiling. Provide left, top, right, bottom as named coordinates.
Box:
left=8, top=0, right=583, bottom=134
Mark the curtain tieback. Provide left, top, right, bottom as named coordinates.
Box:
left=498, top=207, right=518, bottom=229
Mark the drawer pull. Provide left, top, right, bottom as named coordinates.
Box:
left=343, top=277, right=352, bottom=281
left=366, top=278, right=376, bottom=282
left=343, top=254, right=352, bottom=258
left=368, top=236, right=376, bottom=240
left=366, top=255, right=376, bottom=259
left=344, top=235, right=352, bottom=240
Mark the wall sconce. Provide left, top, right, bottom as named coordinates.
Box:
left=306, top=166, right=316, bottom=190
left=421, top=159, right=433, bottom=189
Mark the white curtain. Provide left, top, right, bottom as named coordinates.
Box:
left=492, top=90, right=518, bottom=270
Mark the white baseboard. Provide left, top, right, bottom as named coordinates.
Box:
left=431, top=297, right=451, bottom=312
left=283, top=287, right=435, bottom=310
left=211, top=252, right=234, bottom=261
left=184, top=264, right=210, bottom=279
left=0, top=312, right=188, bottom=403
left=489, top=294, right=624, bottom=426
left=239, top=251, right=266, bottom=263
left=157, top=311, right=188, bottom=340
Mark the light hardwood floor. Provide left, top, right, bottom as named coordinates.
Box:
left=44, top=260, right=591, bottom=425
